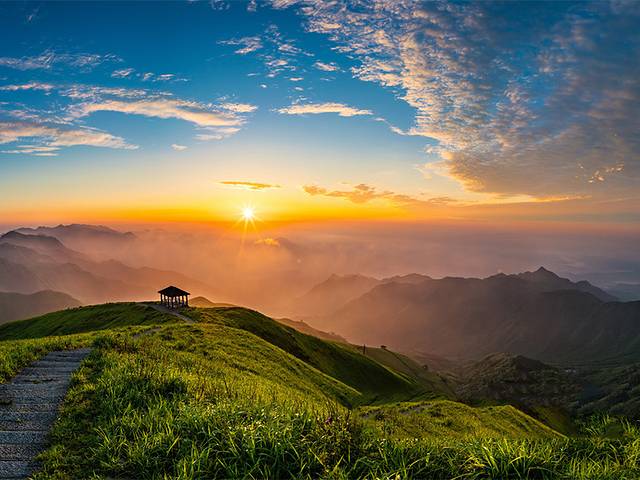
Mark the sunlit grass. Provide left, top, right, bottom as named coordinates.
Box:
left=2, top=303, right=639, bottom=479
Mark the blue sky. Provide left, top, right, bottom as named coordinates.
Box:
left=0, top=1, right=638, bottom=223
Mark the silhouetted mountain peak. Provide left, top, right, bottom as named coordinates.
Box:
left=1, top=231, right=65, bottom=249
left=16, top=224, right=136, bottom=241
left=523, top=266, right=560, bottom=281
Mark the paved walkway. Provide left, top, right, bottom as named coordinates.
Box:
left=142, top=302, right=194, bottom=323
left=0, top=348, right=91, bottom=479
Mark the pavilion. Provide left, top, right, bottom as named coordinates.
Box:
left=158, top=285, right=190, bottom=308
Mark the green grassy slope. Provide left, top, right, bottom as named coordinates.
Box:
left=0, top=333, right=93, bottom=382
left=189, top=307, right=445, bottom=404
left=5, top=303, right=638, bottom=478
left=360, top=345, right=456, bottom=399
left=0, top=303, right=176, bottom=340
left=359, top=400, right=562, bottom=440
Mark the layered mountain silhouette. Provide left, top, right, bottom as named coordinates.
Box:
left=0, top=290, right=81, bottom=325
left=15, top=224, right=136, bottom=255
left=290, top=272, right=430, bottom=316
left=0, top=229, right=214, bottom=305
left=299, top=268, right=640, bottom=364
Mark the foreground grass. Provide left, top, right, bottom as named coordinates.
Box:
left=190, top=307, right=442, bottom=405
left=3, top=303, right=640, bottom=478
left=358, top=400, right=561, bottom=441
left=35, top=325, right=640, bottom=479
left=0, top=333, right=93, bottom=382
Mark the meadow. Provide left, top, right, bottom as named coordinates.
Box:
left=1, top=304, right=639, bottom=479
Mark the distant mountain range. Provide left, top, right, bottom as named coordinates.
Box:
left=0, top=290, right=81, bottom=325
left=14, top=224, right=136, bottom=255
left=296, top=268, right=640, bottom=364
left=0, top=226, right=214, bottom=306
left=289, top=272, right=430, bottom=316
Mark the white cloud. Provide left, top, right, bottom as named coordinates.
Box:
left=286, top=1, right=640, bottom=199
left=1, top=145, right=59, bottom=156
left=0, top=121, right=136, bottom=153
left=111, top=68, right=135, bottom=78
left=277, top=102, right=372, bottom=117
left=195, top=127, right=241, bottom=141
left=171, top=144, right=188, bottom=151
left=0, top=51, right=119, bottom=71
left=313, top=61, right=339, bottom=72
left=219, top=36, right=263, bottom=55
left=70, top=98, right=245, bottom=128
left=0, top=82, right=54, bottom=92
left=220, top=102, right=258, bottom=113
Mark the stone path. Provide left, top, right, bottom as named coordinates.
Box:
left=0, top=348, right=91, bottom=480
left=142, top=302, right=194, bottom=323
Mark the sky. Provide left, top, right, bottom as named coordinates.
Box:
left=0, top=0, right=639, bottom=227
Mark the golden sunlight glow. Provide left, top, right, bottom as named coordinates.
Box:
left=242, top=207, right=255, bottom=221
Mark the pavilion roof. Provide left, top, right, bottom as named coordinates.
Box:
left=158, top=285, right=190, bottom=297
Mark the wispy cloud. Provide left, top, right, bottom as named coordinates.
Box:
left=1, top=145, right=59, bottom=157
left=1, top=81, right=257, bottom=150
left=0, top=50, right=119, bottom=71
left=111, top=68, right=135, bottom=78
left=171, top=144, right=187, bottom=151
left=111, top=68, right=185, bottom=82
left=195, top=127, right=241, bottom=141
left=286, top=1, right=640, bottom=199
left=219, top=25, right=310, bottom=81
left=0, top=82, right=54, bottom=92
left=219, top=36, right=263, bottom=55
left=313, top=61, right=339, bottom=72
left=303, top=183, right=456, bottom=207
left=0, top=121, right=136, bottom=154
left=277, top=102, right=372, bottom=117
left=220, top=181, right=280, bottom=190
left=70, top=98, right=250, bottom=128
left=220, top=103, right=258, bottom=113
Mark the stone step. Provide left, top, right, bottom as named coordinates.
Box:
left=0, top=412, right=57, bottom=431
left=0, top=460, right=39, bottom=479
left=0, top=394, right=65, bottom=405
left=43, top=353, right=90, bottom=362
left=0, top=443, right=42, bottom=461
left=1, top=382, right=69, bottom=392
left=0, top=348, right=91, bottom=478
left=0, top=430, right=48, bottom=445
left=46, top=348, right=91, bottom=357
left=18, top=367, right=78, bottom=375
left=0, top=403, right=59, bottom=413
left=30, top=360, right=83, bottom=368
left=11, top=375, right=71, bottom=384
left=0, top=385, right=68, bottom=398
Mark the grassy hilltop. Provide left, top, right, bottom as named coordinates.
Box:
left=1, top=303, right=640, bottom=479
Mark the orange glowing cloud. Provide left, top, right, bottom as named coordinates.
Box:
left=220, top=181, right=281, bottom=191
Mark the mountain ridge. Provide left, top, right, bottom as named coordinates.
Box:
left=305, top=268, right=636, bottom=364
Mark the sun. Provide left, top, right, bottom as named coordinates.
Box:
left=242, top=207, right=255, bottom=221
